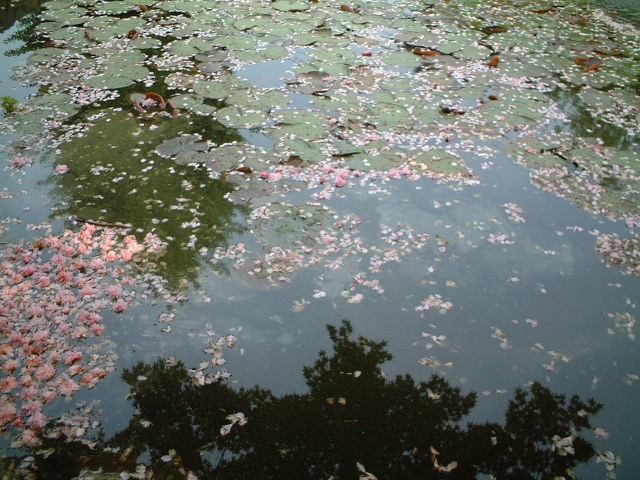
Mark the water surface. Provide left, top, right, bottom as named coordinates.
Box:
left=1, top=0, right=638, bottom=478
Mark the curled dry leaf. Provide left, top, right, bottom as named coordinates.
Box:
left=340, top=4, right=359, bottom=13
left=413, top=47, right=440, bottom=56
left=573, top=56, right=603, bottom=71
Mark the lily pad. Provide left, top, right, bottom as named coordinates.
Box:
left=193, top=76, right=252, bottom=100
left=94, top=1, right=140, bottom=14
left=27, top=47, right=70, bottom=63
left=233, top=16, right=263, bottom=31
left=216, top=105, right=268, bottom=129
left=273, top=137, right=327, bottom=165
left=213, top=35, right=259, bottom=51
left=344, top=148, right=404, bottom=172
left=208, top=143, right=267, bottom=173
left=226, top=88, right=291, bottom=111
left=380, top=50, right=421, bottom=67
left=268, top=108, right=332, bottom=140
left=168, top=38, right=213, bottom=56
left=271, top=0, right=310, bottom=12
left=408, top=148, right=468, bottom=176
left=130, top=37, right=163, bottom=50
left=158, top=1, right=209, bottom=13
left=155, top=134, right=211, bottom=159
left=250, top=202, right=331, bottom=249
left=85, top=65, right=150, bottom=89
left=170, top=94, right=218, bottom=116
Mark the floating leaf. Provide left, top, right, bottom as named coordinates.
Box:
left=207, top=144, right=267, bottom=173
left=268, top=108, right=332, bottom=140
left=251, top=202, right=332, bottom=248
left=156, top=134, right=210, bottom=159
left=193, top=76, right=252, bottom=100
left=170, top=94, right=218, bottom=116
left=271, top=0, right=310, bottom=12
left=86, top=64, right=150, bottom=89
left=273, top=137, right=327, bottom=165
left=213, top=35, right=259, bottom=50
left=216, top=105, right=268, bottom=129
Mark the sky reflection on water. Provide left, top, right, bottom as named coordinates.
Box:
left=1, top=0, right=639, bottom=478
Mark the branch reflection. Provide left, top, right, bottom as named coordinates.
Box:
left=9, top=320, right=604, bottom=479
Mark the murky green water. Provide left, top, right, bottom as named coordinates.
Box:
left=1, top=0, right=639, bottom=478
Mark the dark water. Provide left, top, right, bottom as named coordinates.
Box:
left=0, top=0, right=639, bottom=479
left=591, top=0, right=640, bottom=25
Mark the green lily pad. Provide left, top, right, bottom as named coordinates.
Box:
left=40, top=8, right=88, bottom=25
left=48, top=26, right=86, bottom=41
left=273, top=137, right=327, bottom=164
left=271, top=0, right=310, bottom=12
left=27, top=47, right=70, bottom=63
left=155, top=134, right=211, bottom=159
left=226, top=88, right=291, bottom=110
left=165, top=73, right=195, bottom=91
left=85, top=65, right=150, bottom=89
left=173, top=151, right=210, bottom=166
left=310, top=48, right=357, bottom=65
left=250, top=202, right=331, bottom=249
left=158, top=1, right=209, bottom=13
left=193, top=76, right=252, bottom=100
left=344, top=148, right=403, bottom=172
left=268, top=109, right=332, bottom=140
left=216, top=105, right=268, bottom=129
left=9, top=113, right=47, bottom=135
left=310, top=90, right=360, bottom=111
left=505, top=136, right=569, bottom=169
left=409, top=148, right=468, bottom=176
left=213, top=35, right=259, bottom=50
left=579, top=87, right=617, bottom=111
left=208, top=143, right=267, bottom=173
left=168, top=37, right=213, bottom=56
left=250, top=22, right=296, bottom=38
left=195, top=50, right=228, bottom=63
left=233, top=16, right=263, bottom=31
left=101, top=50, right=148, bottom=66
left=130, top=37, right=163, bottom=50
left=94, top=1, right=140, bottom=14
left=170, top=94, right=218, bottom=116
left=366, top=102, right=414, bottom=132
left=380, top=50, right=421, bottom=67
left=293, top=32, right=321, bottom=46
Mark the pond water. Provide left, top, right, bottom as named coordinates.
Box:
left=1, top=0, right=639, bottom=479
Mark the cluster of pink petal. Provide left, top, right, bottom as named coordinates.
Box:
left=0, top=224, right=166, bottom=448
left=415, top=294, right=453, bottom=315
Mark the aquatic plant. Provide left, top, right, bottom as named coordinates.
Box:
left=0, top=96, right=19, bottom=113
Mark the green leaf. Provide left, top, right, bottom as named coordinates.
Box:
left=155, top=134, right=210, bottom=159
left=271, top=0, right=310, bottom=12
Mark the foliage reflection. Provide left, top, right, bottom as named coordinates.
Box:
left=0, top=0, right=43, bottom=34
left=14, top=321, right=605, bottom=479
left=50, top=109, right=248, bottom=286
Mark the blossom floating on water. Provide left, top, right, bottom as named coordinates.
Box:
left=220, top=412, right=248, bottom=437
left=54, top=164, right=69, bottom=175
left=0, top=224, right=169, bottom=448
left=551, top=430, right=576, bottom=456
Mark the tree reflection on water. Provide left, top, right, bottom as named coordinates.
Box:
left=50, top=109, right=248, bottom=287
left=11, top=320, right=604, bottom=480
